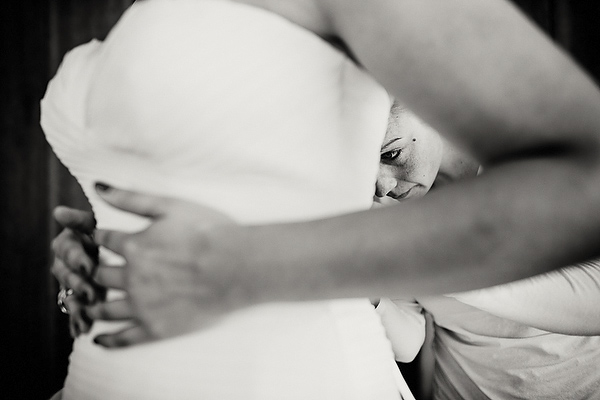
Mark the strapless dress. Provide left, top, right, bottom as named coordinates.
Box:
left=41, top=0, right=412, bottom=398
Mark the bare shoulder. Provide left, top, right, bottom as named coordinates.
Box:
left=226, top=0, right=336, bottom=36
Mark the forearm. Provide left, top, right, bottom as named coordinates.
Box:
left=236, top=0, right=600, bottom=300
left=202, top=0, right=600, bottom=307
left=241, top=154, right=600, bottom=302
left=451, top=259, right=600, bottom=335
left=325, top=0, right=600, bottom=161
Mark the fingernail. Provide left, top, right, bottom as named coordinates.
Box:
left=95, top=182, right=111, bottom=192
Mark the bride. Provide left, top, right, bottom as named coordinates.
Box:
left=42, top=0, right=412, bottom=398
left=43, top=0, right=600, bottom=398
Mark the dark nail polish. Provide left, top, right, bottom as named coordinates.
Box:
left=95, top=182, right=111, bottom=192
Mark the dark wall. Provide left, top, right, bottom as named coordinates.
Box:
left=1, top=2, right=132, bottom=398
left=0, top=1, right=598, bottom=399
left=515, top=0, right=600, bottom=82
left=1, top=1, right=54, bottom=397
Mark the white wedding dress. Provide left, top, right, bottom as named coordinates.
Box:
left=41, top=1, right=413, bottom=398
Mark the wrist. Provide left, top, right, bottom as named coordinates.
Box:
left=197, top=223, right=268, bottom=310
left=240, top=218, right=361, bottom=303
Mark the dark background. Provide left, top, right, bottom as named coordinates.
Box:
left=1, top=1, right=598, bottom=398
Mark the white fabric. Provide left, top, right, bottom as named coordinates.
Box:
left=419, top=260, right=600, bottom=399
left=40, top=0, right=412, bottom=398
left=375, top=298, right=426, bottom=363
left=451, top=260, right=600, bottom=335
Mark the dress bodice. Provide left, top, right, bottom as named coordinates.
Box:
left=43, top=0, right=390, bottom=229
left=40, top=1, right=408, bottom=399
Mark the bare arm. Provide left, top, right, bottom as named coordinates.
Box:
left=89, top=0, right=600, bottom=345
left=450, top=259, right=600, bottom=335
left=322, top=0, right=600, bottom=159
left=235, top=0, right=600, bottom=299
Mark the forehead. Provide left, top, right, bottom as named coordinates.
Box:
left=384, top=103, right=438, bottom=146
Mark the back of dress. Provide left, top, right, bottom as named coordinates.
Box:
left=41, top=1, right=403, bottom=399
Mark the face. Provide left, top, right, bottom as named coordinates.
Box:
left=376, top=102, right=444, bottom=201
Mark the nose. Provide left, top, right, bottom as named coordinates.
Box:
left=375, top=175, right=397, bottom=198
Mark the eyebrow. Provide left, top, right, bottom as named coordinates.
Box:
left=381, top=137, right=403, bottom=151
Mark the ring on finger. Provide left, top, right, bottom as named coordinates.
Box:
left=57, top=287, right=75, bottom=314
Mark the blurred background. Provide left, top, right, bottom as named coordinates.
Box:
left=1, top=1, right=598, bottom=398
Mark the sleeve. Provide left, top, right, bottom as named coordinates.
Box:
left=450, top=259, right=600, bottom=335
left=375, top=298, right=426, bottom=362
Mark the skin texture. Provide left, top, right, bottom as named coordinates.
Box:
left=51, top=0, right=600, bottom=346
left=376, top=100, right=480, bottom=200
left=376, top=102, right=444, bottom=200
left=52, top=104, right=474, bottom=341
left=52, top=207, right=98, bottom=337
left=375, top=109, right=600, bottom=336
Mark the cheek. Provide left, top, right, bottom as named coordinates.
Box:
left=401, top=158, right=417, bottom=178
left=378, top=165, right=401, bottom=183
left=406, top=149, right=440, bottom=186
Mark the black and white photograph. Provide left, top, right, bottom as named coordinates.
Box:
left=2, top=1, right=600, bottom=399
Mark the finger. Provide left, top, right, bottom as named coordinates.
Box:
left=81, top=235, right=100, bottom=264
left=94, top=266, right=126, bottom=290
left=63, top=290, right=82, bottom=314
left=69, top=319, right=80, bottom=339
left=53, top=206, right=96, bottom=233
left=51, top=258, right=98, bottom=303
left=64, top=295, right=92, bottom=336
left=93, top=324, right=151, bottom=348
left=52, top=228, right=96, bottom=275
left=95, top=182, right=168, bottom=218
left=93, top=229, right=130, bottom=256
left=86, top=298, right=134, bottom=321
left=51, top=257, right=71, bottom=287
left=65, top=241, right=96, bottom=276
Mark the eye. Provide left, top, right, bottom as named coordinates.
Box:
left=381, top=149, right=401, bottom=161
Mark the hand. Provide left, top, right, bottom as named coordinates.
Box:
left=51, top=206, right=102, bottom=337
left=87, top=183, right=251, bottom=348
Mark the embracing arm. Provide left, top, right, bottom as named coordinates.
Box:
left=235, top=0, right=600, bottom=299
left=89, top=0, right=600, bottom=346
left=450, top=259, right=600, bottom=335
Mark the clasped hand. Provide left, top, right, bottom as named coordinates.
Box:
left=52, top=184, right=252, bottom=347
